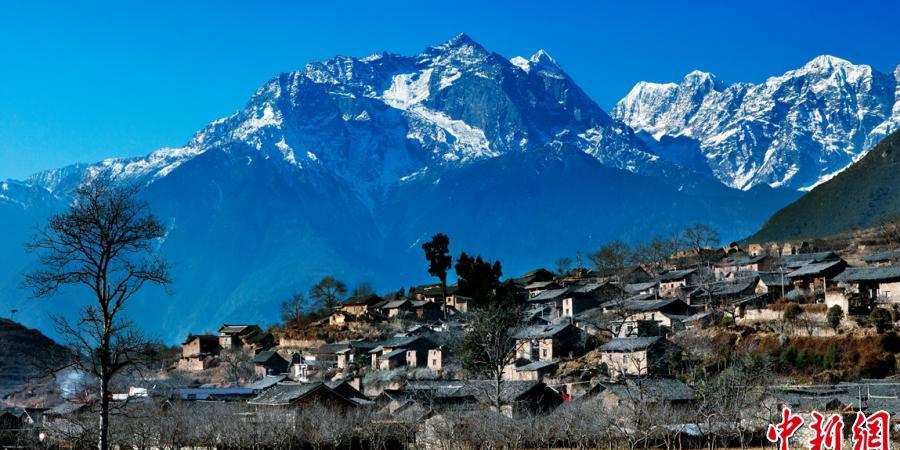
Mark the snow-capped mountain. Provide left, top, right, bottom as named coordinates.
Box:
left=614, top=55, right=900, bottom=190
left=0, top=35, right=799, bottom=341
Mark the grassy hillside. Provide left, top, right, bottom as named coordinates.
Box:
left=750, top=130, right=900, bottom=243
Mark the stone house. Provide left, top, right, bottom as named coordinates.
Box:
left=657, top=269, right=699, bottom=297
left=178, top=334, right=221, bottom=371
left=614, top=298, right=691, bottom=337
left=513, top=323, right=582, bottom=362
left=834, top=266, right=900, bottom=306
left=253, top=351, right=290, bottom=377
left=248, top=382, right=359, bottom=408
left=182, top=334, right=220, bottom=357
left=714, top=254, right=771, bottom=280
left=504, top=359, right=559, bottom=381
left=864, top=250, right=900, bottom=267
left=599, top=336, right=675, bottom=378
left=218, top=324, right=274, bottom=351
left=369, top=336, right=439, bottom=371
left=787, top=259, right=847, bottom=294
left=380, top=299, right=412, bottom=317
left=340, top=294, right=385, bottom=316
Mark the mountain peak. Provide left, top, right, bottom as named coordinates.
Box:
left=530, top=49, right=557, bottom=65
left=803, top=54, right=853, bottom=70
left=681, top=70, right=720, bottom=87
left=437, top=33, right=480, bottom=50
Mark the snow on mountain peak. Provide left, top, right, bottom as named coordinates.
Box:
left=530, top=49, right=557, bottom=65
left=615, top=55, right=900, bottom=190
left=803, top=54, right=853, bottom=70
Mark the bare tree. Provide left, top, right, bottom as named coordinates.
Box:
left=280, top=292, right=308, bottom=325
left=309, top=276, right=347, bottom=310
left=589, top=240, right=632, bottom=284
left=23, top=174, right=171, bottom=450
left=460, top=296, right=523, bottom=412
left=682, top=223, right=721, bottom=267
left=554, top=257, right=573, bottom=276
left=219, top=348, right=255, bottom=384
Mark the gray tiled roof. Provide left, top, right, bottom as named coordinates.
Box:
left=864, top=250, right=900, bottom=263
left=758, top=271, right=791, bottom=287
left=622, top=298, right=685, bottom=312
left=787, top=260, right=843, bottom=277
left=602, top=378, right=694, bottom=402
left=834, top=266, right=900, bottom=283
left=658, top=269, right=697, bottom=282
left=248, top=382, right=332, bottom=406
left=528, top=288, right=570, bottom=302
left=513, top=323, right=572, bottom=339
left=600, top=336, right=661, bottom=352
left=248, top=374, right=287, bottom=391
left=625, top=282, right=659, bottom=293
left=404, top=380, right=544, bottom=403
left=515, top=360, right=559, bottom=371
left=781, top=252, right=839, bottom=268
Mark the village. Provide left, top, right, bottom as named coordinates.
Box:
left=6, top=224, right=900, bottom=450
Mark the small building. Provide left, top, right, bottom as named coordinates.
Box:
left=624, top=281, right=659, bottom=296
left=787, top=259, right=847, bottom=293
left=599, top=336, right=673, bottom=378
left=179, top=334, right=220, bottom=371
left=380, top=299, right=412, bottom=317
left=411, top=300, right=443, bottom=321
left=513, top=323, right=582, bottom=362
left=657, top=269, right=698, bottom=297
left=400, top=380, right=563, bottom=418
left=369, top=336, right=439, bottom=371
left=253, top=351, right=290, bottom=377
left=714, top=254, right=771, bottom=280
left=834, top=266, right=900, bottom=306
left=182, top=334, right=221, bottom=357
left=561, top=282, right=619, bottom=317
left=514, top=268, right=556, bottom=287
left=864, top=250, right=900, bottom=267
left=780, top=251, right=842, bottom=270
left=340, top=294, right=386, bottom=316
left=218, top=324, right=274, bottom=351
left=757, top=271, right=792, bottom=299
left=615, top=298, right=692, bottom=337
left=334, top=340, right=378, bottom=370
left=710, top=278, right=760, bottom=303
left=524, top=280, right=563, bottom=298
left=248, top=382, right=358, bottom=408
left=427, top=347, right=443, bottom=371
left=504, top=359, right=559, bottom=381
left=595, top=378, right=696, bottom=414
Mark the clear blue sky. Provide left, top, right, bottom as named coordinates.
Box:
left=2, top=0, right=898, bottom=180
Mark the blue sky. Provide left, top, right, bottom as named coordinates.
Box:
left=1, top=0, right=898, bottom=179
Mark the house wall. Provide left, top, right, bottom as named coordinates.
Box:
left=659, top=280, right=686, bottom=297
left=825, top=289, right=850, bottom=312
left=427, top=348, right=442, bottom=371
left=177, top=356, right=211, bottom=371
left=879, top=281, right=900, bottom=303
left=342, top=305, right=368, bottom=316
left=601, top=350, right=650, bottom=378
left=182, top=339, right=204, bottom=357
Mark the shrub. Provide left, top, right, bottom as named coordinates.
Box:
left=783, top=303, right=802, bottom=322
left=826, top=305, right=844, bottom=331
left=870, top=308, right=894, bottom=333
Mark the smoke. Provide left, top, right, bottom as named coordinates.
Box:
left=56, top=368, right=91, bottom=399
